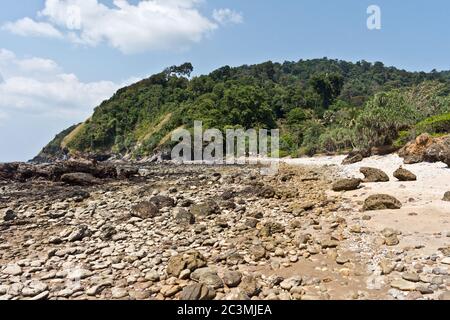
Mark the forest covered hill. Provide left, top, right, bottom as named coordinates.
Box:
left=34, top=58, right=450, bottom=162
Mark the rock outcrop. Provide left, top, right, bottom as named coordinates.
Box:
left=399, top=134, right=450, bottom=166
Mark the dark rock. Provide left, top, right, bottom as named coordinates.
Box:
left=61, top=172, right=101, bottom=186
left=443, top=191, right=450, bottom=202
left=360, top=167, right=389, bottom=182
left=393, top=167, right=417, bottom=181
left=332, top=178, right=361, bottom=191
left=3, top=209, right=17, bottom=222
left=131, top=201, right=160, bottom=219
left=363, top=194, right=402, bottom=211
left=257, top=186, right=276, bottom=198
left=150, top=195, right=175, bottom=209
left=342, top=150, right=366, bottom=165
left=173, top=208, right=195, bottom=224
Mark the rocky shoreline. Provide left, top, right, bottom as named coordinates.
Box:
left=1, top=160, right=449, bottom=300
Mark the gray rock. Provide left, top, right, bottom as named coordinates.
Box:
left=2, top=264, right=22, bottom=276
left=222, top=271, right=242, bottom=288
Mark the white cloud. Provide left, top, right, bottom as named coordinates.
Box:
left=213, top=8, right=243, bottom=25
left=2, top=17, right=63, bottom=39
left=0, top=48, right=136, bottom=119
left=2, top=0, right=243, bottom=54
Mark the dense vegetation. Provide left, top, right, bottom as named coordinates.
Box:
left=37, top=58, right=450, bottom=160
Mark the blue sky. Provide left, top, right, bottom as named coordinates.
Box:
left=0, top=0, right=449, bottom=162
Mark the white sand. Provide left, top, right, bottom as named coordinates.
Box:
left=284, top=154, right=450, bottom=254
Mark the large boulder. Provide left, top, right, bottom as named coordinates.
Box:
left=60, top=172, right=101, bottom=186
left=393, top=167, right=417, bottom=181
left=332, top=178, right=362, bottom=191
left=360, top=167, right=389, bottom=182
left=363, top=194, right=402, bottom=211
left=399, top=134, right=450, bottom=166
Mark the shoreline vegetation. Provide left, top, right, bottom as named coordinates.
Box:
left=33, top=58, right=450, bottom=164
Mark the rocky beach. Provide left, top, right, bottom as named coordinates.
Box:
left=1, top=155, right=449, bottom=301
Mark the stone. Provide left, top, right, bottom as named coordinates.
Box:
left=279, top=276, right=302, bottom=291
left=332, top=178, right=361, bottom=192
left=438, top=291, right=450, bottom=300
left=259, top=221, right=285, bottom=237
left=363, top=194, right=402, bottom=211
left=399, top=133, right=450, bottom=167
left=61, top=172, right=101, bottom=186
left=250, top=245, right=266, bottom=261
left=87, top=281, right=112, bottom=296
left=180, top=283, right=216, bottom=300
left=223, top=271, right=242, bottom=288
left=173, top=208, right=195, bottom=224
left=190, top=268, right=224, bottom=289
left=443, top=191, right=450, bottom=202
left=67, top=268, right=92, bottom=280
left=22, top=281, right=48, bottom=297
left=3, top=209, right=16, bottom=222
left=393, top=167, right=417, bottom=181
left=379, top=260, right=394, bottom=275
left=150, top=195, right=175, bottom=209
left=257, top=186, right=276, bottom=199
left=111, top=287, right=128, bottom=299
left=161, top=285, right=181, bottom=298
left=190, top=200, right=220, bottom=218
left=360, top=167, right=389, bottom=182
left=145, top=271, right=160, bottom=282
left=131, top=201, right=160, bottom=219
left=166, top=251, right=207, bottom=277
left=67, top=225, right=90, bottom=242
left=342, top=151, right=364, bottom=165
left=2, top=264, right=22, bottom=276
left=402, top=273, right=420, bottom=282
left=390, top=279, right=416, bottom=291
left=441, top=257, right=450, bottom=265
left=385, top=234, right=400, bottom=246
left=239, top=276, right=259, bottom=297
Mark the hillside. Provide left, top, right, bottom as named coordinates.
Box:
left=34, top=58, right=450, bottom=162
